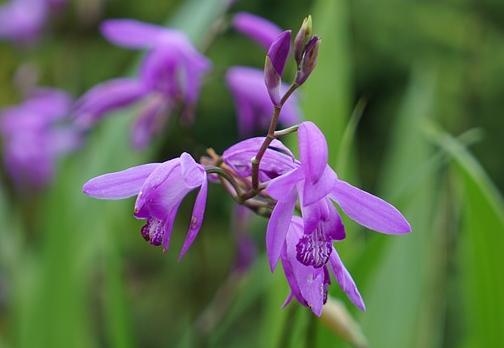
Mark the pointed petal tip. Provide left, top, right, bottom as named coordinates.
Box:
left=381, top=217, right=412, bottom=235
left=400, top=221, right=413, bottom=234
left=311, top=305, right=323, bottom=317
left=177, top=251, right=186, bottom=262
left=281, top=292, right=294, bottom=309
left=332, top=180, right=413, bottom=235
left=358, top=301, right=367, bottom=312
left=353, top=295, right=366, bottom=312
left=268, top=257, right=278, bottom=273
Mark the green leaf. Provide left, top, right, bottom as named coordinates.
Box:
left=360, top=65, right=445, bottom=348
left=425, top=127, right=504, bottom=347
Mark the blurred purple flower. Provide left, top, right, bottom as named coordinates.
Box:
left=232, top=12, right=282, bottom=49
left=0, top=88, right=80, bottom=188
left=266, top=121, right=412, bottom=272
left=0, top=0, right=66, bottom=43
left=82, top=152, right=208, bottom=257
left=231, top=205, right=257, bottom=272
left=281, top=217, right=365, bottom=316
left=226, top=67, right=301, bottom=136
left=75, top=19, right=211, bottom=149
left=0, top=0, right=47, bottom=42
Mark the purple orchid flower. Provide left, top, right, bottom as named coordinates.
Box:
left=74, top=19, right=211, bottom=149
left=231, top=205, right=257, bottom=273
left=281, top=216, right=365, bottom=316
left=82, top=152, right=208, bottom=257
left=226, top=67, right=301, bottom=137
left=265, top=121, right=412, bottom=272
left=232, top=12, right=283, bottom=50
left=0, top=88, right=80, bottom=188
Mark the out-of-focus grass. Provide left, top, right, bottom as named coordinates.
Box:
left=10, top=1, right=231, bottom=348
left=426, top=127, right=504, bottom=348
left=360, top=66, right=440, bottom=348
left=1, top=0, right=504, bottom=347
left=302, top=0, right=351, bottom=164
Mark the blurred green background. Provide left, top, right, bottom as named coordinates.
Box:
left=1, top=0, right=504, bottom=347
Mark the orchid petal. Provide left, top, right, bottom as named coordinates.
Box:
left=265, top=30, right=291, bottom=105
left=180, top=152, right=205, bottom=188
left=179, top=173, right=208, bottom=259
left=131, top=97, right=170, bottom=150
left=222, top=137, right=298, bottom=182
left=283, top=219, right=327, bottom=316
left=329, top=248, right=366, bottom=311
left=300, top=200, right=321, bottom=234
left=226, top=67, right=301, bottom=136
left=267, top=30, right=291, bottom=76
left=161, top=201, right=182, bottom=251
left=223, top=136, right=294, bottom=159
left=302, top=165, right=337, bottom=206
left=232, top=12, right=283, bottom=49
left=24, top=88, right=72, bottom=119
left=266, top=189, right=297, bottom=271
left=281, top=292, right=294, bottom=309
left=74, top=78, right=147, bottom=126
left=134, top=159, right=179, bottom=217
left=298, top=121, right=328, bottom=183
left=267, top=167, right=303, bottom=201
left=83, top=163, right=160, bottom=199
left=331, top=180, right=412, bottom=234
left=101, top=19, right=168, bottom=49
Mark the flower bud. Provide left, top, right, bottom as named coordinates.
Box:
left=264, top=30, right=291, bottom=106
left=294, top=16, right=312, bottom=65
left=295, top=36, right=320, bottom=85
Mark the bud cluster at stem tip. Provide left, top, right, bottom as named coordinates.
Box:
left=294, top=15, right=320, bottom=85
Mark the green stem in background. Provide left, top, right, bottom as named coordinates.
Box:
left=305, top=314, right=317, bottom=348
left=336, top=98, right=367, bottom=177
left=276, top=304, right=299, bottom=348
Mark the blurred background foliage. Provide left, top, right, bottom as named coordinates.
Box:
left=0, top=0, right=503, bottom=347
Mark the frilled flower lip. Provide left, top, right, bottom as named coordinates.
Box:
left=281, top=217, right=365, bottom=316
left=82, top=152, right=208, bottom=257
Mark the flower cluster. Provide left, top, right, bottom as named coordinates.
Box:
left=83, top=15, right=412, bottom=316
left=0, top=87, right=80, bottom=188
left=74, top=19, right=211, bottom=149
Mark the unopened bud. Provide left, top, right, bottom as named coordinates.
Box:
left=294, top=15, right=312, bottom=65
left=264, top=30, right=291, bottom=105
left=295, top=36, right=320, bottom=85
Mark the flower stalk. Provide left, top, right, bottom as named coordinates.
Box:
left=250, top=82, right=299, bottom=191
